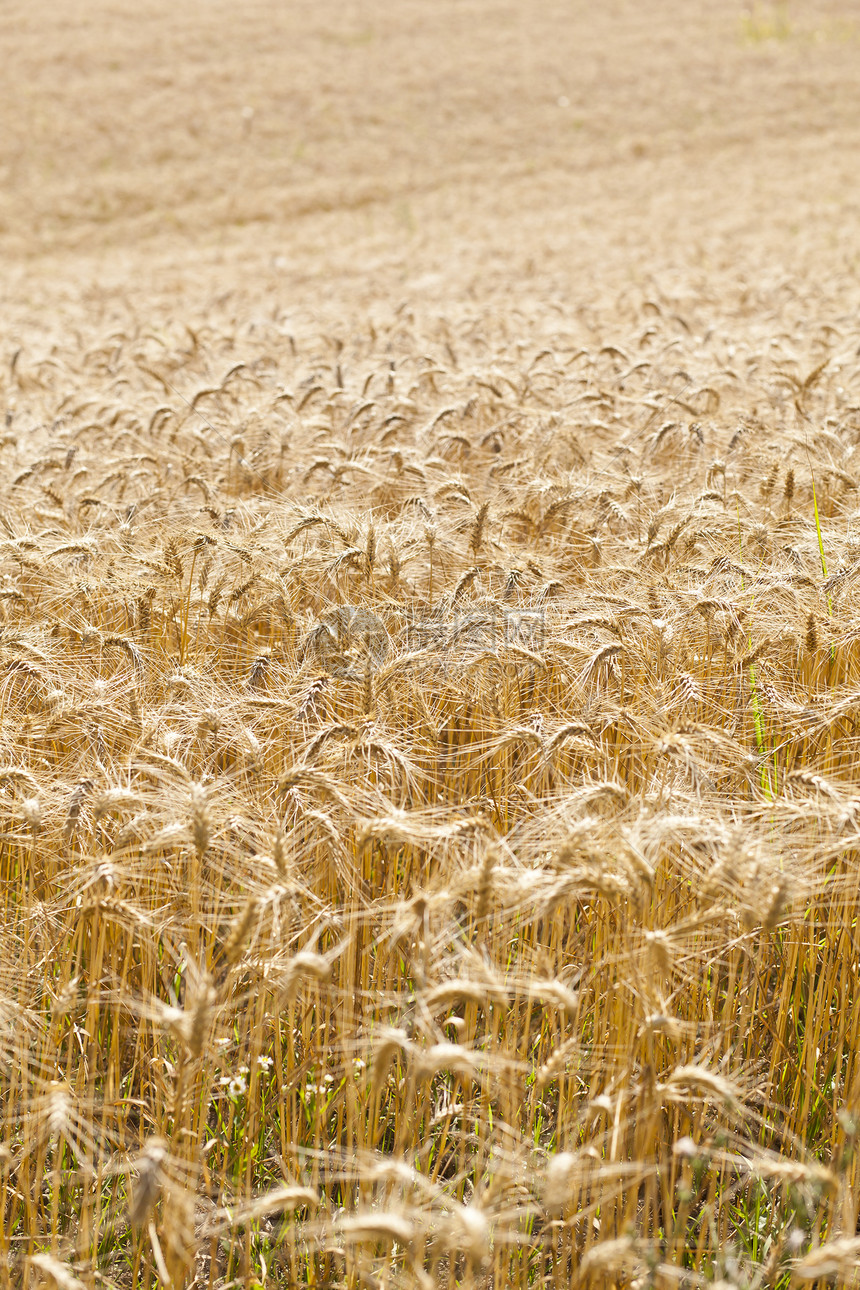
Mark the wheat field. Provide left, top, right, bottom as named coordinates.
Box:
left=4, top=2, right=860, bottom=1287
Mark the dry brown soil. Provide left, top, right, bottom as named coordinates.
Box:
left=2, top=0, right=859, bottom=332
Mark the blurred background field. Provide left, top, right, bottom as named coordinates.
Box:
left=2, top=0, right=860, bottom=322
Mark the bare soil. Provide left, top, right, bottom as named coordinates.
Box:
left=2, top=0, right=859, bottom=330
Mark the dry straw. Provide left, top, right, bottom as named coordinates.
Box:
left=2, top=291, right=860, bottom=1289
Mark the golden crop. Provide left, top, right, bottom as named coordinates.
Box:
left=4, top=1, right=860, bottom=1286
left=1, top=294, right=860, bottom=1287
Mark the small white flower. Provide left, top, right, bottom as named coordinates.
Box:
left=673, top=1136, right=697, bottom=1158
